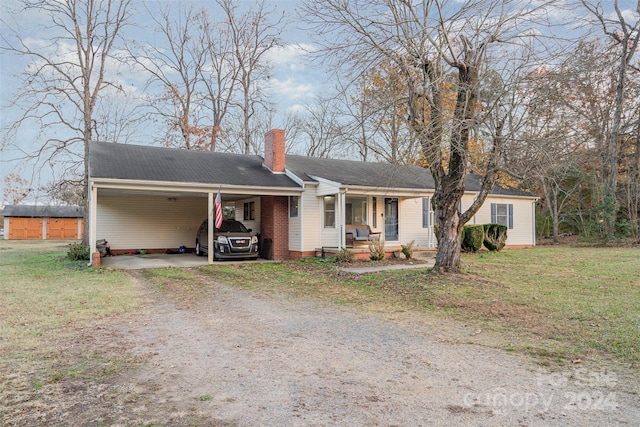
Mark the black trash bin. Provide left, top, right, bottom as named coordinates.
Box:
left=260, top=238, right=273, bottom=260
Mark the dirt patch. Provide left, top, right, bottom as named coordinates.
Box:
left=2, top=269, right=638, bottom=426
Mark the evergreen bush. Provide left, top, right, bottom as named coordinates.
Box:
left=67, top=243, right=90, bottom=261
left=461, top=224, right=484, bottom=253
left=483, top=223, right=508, bottom=251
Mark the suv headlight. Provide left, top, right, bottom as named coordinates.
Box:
left=217, top=236, right=229, bottom=244
left=251, top=236, right=258, bottom=244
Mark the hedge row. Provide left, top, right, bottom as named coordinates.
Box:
left=461, top=223, right=508, bottom=252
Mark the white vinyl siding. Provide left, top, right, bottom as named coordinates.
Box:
left=96, top=195, right=206, bottom=250
left=288, top=195, right=302, bottom=252
left=399, top=197, right=436, bottom=248
left=473, top=196, right=535, bottom=247
left=303, top=188, right=323, bottom=250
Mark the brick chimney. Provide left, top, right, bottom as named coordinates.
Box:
left=263, top=129, right=286, bottom=173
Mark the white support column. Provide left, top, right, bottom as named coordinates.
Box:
left=89, top=184, right=98, bottom=263
left=208, top=191, right=214, bottom=265
left=337, top=190, right=345, bottom=248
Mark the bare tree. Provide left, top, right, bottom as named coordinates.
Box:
left=508, top=75, right=586, bottom=242
left=3, top=173, right=31, bottom=206
left=298, top=96, right=348, bottom=158
left=1, top=0, right=133, bottom=244
left=199, top=9, right=240, bottom=152
left=348, top=60, right=418, bottom=164
left=220, top=0, right=283, bottom=154
left=528, top=38, right=640, bottom=240
left=129, top=4, right=207, bottom=149
left=581, top=0, right=640, bottom=238
left=42, top=175, right=84, bottom=206
left=301, top=0, right=554, bottom=272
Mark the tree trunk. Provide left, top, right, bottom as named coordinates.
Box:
left=434, top=195, right=462, bottom=272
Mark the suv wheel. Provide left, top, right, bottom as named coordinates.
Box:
left=195, top=241, right=203, bottom=256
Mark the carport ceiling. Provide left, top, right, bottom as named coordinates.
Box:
left=97, top=188, right=260, bottom=202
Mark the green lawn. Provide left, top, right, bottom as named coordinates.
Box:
left=0, top=241, right=139, bottom=372
left=199, top=246, right=640, bottom=367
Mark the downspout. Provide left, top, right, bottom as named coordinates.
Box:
left=532, top=201, right=537, bottom=247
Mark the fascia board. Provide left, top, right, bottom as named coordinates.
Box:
left=90, top=178, right=303, bottom=196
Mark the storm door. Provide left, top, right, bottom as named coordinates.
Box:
left=384, top=198, right=398, bottom=241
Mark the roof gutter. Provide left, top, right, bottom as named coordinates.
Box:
left=90, top=177, right=304, bottom=196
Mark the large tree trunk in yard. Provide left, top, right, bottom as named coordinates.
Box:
left=434, top=198, right=463, bottom=272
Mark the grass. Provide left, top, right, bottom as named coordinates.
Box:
left=199, top=247, right=640, bottom=367
left=462, top=247, right=640, bottom=364
left=2, top=240, right=638, bottom=372
left=0, top=240, right=139, bottom=379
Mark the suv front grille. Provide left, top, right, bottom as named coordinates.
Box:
left=229, top=238, right=250, bottom=248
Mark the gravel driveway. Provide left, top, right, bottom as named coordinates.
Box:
left=102, top=271, right=639, bottom=426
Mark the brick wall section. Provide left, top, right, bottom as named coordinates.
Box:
left=263, top=129, right=286, bottom=173
left=260, top=195, right=289, bottom=260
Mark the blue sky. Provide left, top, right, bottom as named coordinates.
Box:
left=1, top=0, right=639, bottom=206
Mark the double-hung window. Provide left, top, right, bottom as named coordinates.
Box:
left=324, top=196, right=335, bottom=228
left=243, top=201, right=255, bottom=221
left=289, top=196, right=299, bottom=218
left=491, top=203, right=513, bottom=229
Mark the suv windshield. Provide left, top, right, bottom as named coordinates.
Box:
left=218, top=220, right=248, bottom=233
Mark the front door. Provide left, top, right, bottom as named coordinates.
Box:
left=384, top=198, right=398, bottom=241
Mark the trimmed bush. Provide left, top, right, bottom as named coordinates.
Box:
left=483, top=223, right=508, bottom=251
left=67, top=243, right=90, bottom=261
left=461, top=224, right=484, bottom=253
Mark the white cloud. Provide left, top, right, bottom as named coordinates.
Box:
left=286, top=103, right=309, bottom=115
left=265, top=43, right=316, bottom=70
left=267, top=76, right=316, bottom=100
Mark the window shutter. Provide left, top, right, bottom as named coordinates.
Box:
left=508, top=204, right=513, bottom=229
left=422, top=198, right=430, bottom=228
left=491, top=203, right=497, bottom=223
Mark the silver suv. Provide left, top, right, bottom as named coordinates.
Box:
left=195, top=219, right=259, bottom=260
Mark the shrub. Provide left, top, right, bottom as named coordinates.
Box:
left=461, top=224, right=484, bottom=253
left=335, top=248, right=355, bottom=263
left=483, top=223, right=508, bottom=251
left=67, top=243, right=90, bottom=261
left=401, top=240, right=415, bottom=259
left=368, top=239, right=385, bottom=261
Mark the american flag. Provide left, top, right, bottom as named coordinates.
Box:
left=215, top=188, right=223, bottom=229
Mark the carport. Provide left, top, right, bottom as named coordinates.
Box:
left=88, top=130, right=302, bottom=266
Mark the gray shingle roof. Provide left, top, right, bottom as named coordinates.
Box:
left=285, top=155, right=531, bottom=197
left=89, top=141, right=532, bottom=197
left=285, top=155, right=435, bottom=189
left=3, top=205, right=84, bottom=218
left=89, top=141, right=301, bottom=188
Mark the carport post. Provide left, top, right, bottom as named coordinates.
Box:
left=208, top=191, right=214, bottom=265
left=88, top=183, right=98, bottom=267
